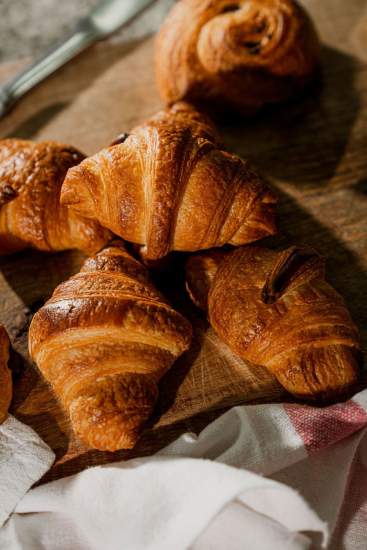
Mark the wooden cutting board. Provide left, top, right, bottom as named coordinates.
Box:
left=0, top=0, right=367, bottom=482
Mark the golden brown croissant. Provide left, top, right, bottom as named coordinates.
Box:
left=0, top=139, right=111, bottom=255
left=61, top=102, right=277, bottom=260
left=155, top=0, right=320, bottom=114
left=0, top=325, right=11, bottom=424
left=186, top=245, right=361, bottom=401
left=29, top=241, right=192, bottom=451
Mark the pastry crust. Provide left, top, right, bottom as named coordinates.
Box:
left=185, top=248, right=227, bottom=310
left=29, top=240, right=192, bottom=451
left=155, top=0, right=320, bottom=114
left=0, top=139, right=111, bottom=255
left=0, top=325, right=11, bottom=424
left=61, top=102, right=277, bottom=260
left=186, top=246, right=361, bottom=401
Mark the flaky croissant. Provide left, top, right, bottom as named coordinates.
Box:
left=0, top=139, right=110, bottom=255
left=0, top=325, right=11, bottom=424
left=155, top=0, right=320, bottom=114
left=29, top=241, right=192, bottom=451
left=186, top=245, right=361, bottom=401
left=61, top=102, right=277, bottom=260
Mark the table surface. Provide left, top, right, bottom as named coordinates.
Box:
left=0, top=0, right=176, bottom=64
left=0, top=0, right=98, bottom=63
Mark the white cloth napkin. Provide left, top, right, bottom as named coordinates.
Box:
left=3, top=389, right=367, bottom=550
left=0, top=415, right=55, bottom=527
left=1, top=456, right=324, bottom=550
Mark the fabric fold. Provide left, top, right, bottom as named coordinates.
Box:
left=0, top=415, right=55, bottom=527
left=1, top=391, right=367, bottom=549
left=4, top=456, right=326, bottom=550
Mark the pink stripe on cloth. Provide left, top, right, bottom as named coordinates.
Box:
left=284, top=401, right=367, bottom=454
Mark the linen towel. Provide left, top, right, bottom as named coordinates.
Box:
left=0, top=415, right=55, bottom=527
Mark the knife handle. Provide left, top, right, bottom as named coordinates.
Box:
left=0, top=20, right=99, bottom=117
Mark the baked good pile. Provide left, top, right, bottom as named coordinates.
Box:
left=0, top=0, right=361, bottom=451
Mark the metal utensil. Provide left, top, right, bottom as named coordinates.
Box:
left=0, top=0, right=155, bottom=118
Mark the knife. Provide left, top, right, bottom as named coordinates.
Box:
left=0, top=0, right=155, bottom=118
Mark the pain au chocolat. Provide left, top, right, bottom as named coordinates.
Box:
left=186, top=245, right=361, bottom=401
left=156, top=0, right=320, bottom=115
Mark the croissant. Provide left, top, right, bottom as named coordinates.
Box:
left=0, top=325, right=11, bottom=424
left=186, top=245, right=361, bottom=401
left=61, top=102, right=277, bottom=260
left=0, top=139, right=111, bottom=255
left=29, top=241, right=192, bottom=451
left=155, top=0, right=320, bottom=114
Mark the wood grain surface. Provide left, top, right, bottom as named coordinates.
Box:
left=0, top=0, right=366, bottom=482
